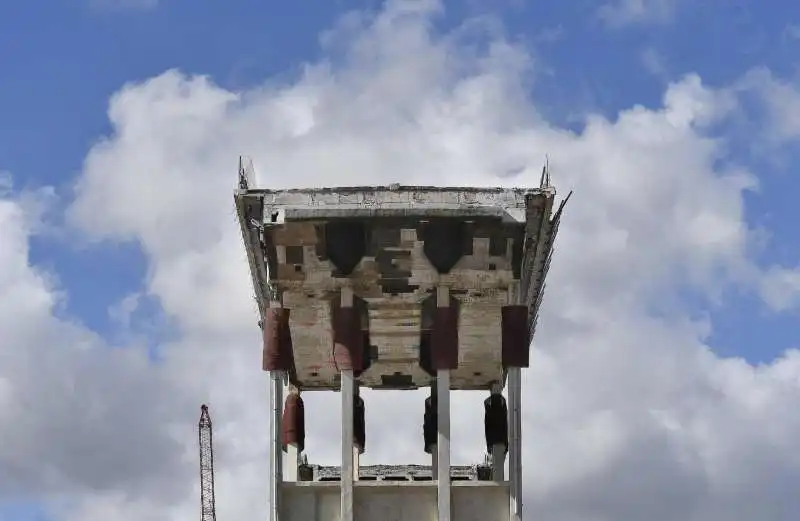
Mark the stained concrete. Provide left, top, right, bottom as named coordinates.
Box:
left=235, top=185, right=566, bottom=391
left=281, top=481, right=509, bottom=521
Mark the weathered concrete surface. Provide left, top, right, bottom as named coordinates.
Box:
left=280, top=481, right=509, bottom=521
left=236, top=184, right=566, bottom=391
left=311, top=464, right=485, bottom=482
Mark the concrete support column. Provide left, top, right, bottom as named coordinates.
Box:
left=430, top=381, right=438, bottom=479
left=353, top=447, right=361, bottom=482
left=437, top=369, right=451, bottom=521
left=490, top=382, right=506, bottom=482
left=340, top=287, right=355, bottom=521
left=353, top=385, right=361, bottom=482
left=491, top=444, right=506, bottom=482
left=436, top=285, right=451, bottom=521
left=506, top=280, right=523, bottom=521
left=508, top=367, right=522, bottom=521
left=268, top=301, right=285, bottom=521
left=283, top=385, right=300, bottom=482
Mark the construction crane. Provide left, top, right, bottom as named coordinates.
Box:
left=198, top=404, right=217, bottom=521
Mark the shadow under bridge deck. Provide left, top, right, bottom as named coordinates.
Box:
left=235, top=184, right=567, bottom=391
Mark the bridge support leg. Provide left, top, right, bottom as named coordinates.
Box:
left=283, top=386, right=300, bottom=482
left=508, top=368, right=522, bottom=521
left=490, top=382, right=507, bottom=482
left=436, top=285, right=451, bottom=521
left=340, top=287, right=355, bottom=521
left=268, top=299, right=285, bottom=521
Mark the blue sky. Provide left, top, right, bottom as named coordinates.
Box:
left=3, top=0, right=796, bottom=354
left=3, top=1, right=800, bottom=520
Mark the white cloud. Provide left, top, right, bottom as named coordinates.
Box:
left=760, top=266, right=800, bottom=312
left=783, top=23, right=800, bottom=41
left=737, top=68, right=800, bottom=145
left=108, top=292, right=142, bottom=327
left=598, top=0, right=677, bottom=27
left=641, top=47, right=668, bottom=78
left=2, top=1, right=800, bottom=520
left=0, top=182, right=192, bottom=505
left=90, top=0, right=159, bottom=11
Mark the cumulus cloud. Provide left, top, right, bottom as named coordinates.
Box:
left=598, top=0, right=678, bottom=27
left=760, top=266, right=800, bottom=312
left=0, top=182, right=191, bottom=505
left=2, top=1, right=799, bottom=520
left=737, top=68, right=800, bottom=145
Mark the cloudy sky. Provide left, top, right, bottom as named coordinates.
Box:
left=3, top=0, right=800, bottom=519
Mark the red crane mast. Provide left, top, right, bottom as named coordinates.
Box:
left=199, top=404, right=217, bottom=521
